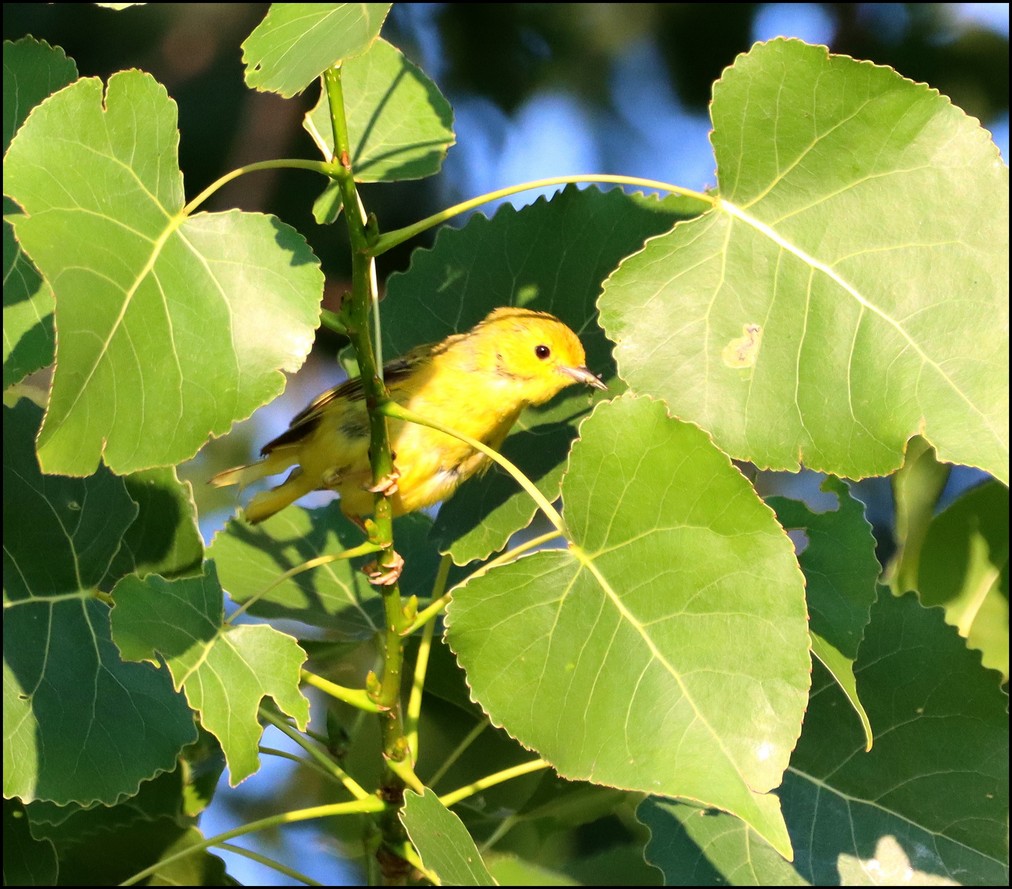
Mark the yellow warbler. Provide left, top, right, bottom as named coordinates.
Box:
left=212, top=307, right=606, bottom=524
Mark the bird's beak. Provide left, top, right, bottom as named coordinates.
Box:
left=561, top=365, right=608, bottom=391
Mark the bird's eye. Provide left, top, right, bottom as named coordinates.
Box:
left=535, top=344, right=551, bottom=360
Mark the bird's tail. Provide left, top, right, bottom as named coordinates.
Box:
left=210, top=448, right=311, bottom=524
left=242, top=469, right=317, bottom=523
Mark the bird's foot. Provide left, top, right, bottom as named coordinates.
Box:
left=366, top=467, right=400, bottom=496
left=362, top=550, right=404, bottom=586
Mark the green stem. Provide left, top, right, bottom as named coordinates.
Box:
left=301, top=669, right=384, bottom=713
left=260, top=708, right=372, bottom=800
left=439, top=759, right=550, bottom=808
left=402, top=531, right=562, bottom=636
left=226, top=542, right=382, bottom=625
left=370, top=174, right=714, bottom=255
left=379, top=401, right=568, bottom=536
left=425, top=721, right=488, bottom=790
left=323, top=63, right=412, bottom=875
left=217, top=841, right=322, bottom=887
left=181, top=158, right=337, bottom=216
left=120, top=798, right=385, bottom=885
left=405, top=555, right=450, bottom=759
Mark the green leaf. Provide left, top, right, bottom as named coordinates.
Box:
left=3, top=799, right=58, bottom=887
left=600, top=38, right=1009, bottom=483
left=4, top=71, right=324, bottom=475
left=304, top=37, right=455, bottom=182
left=885, top=436, right=951, bottom=594
left=917, top=480, right=1009, bottom=677
left=3, top=401, right=196, bottom=805
left=103, top=467, right=203, bottom=585
left=49, top=818, right=228, bottom=886
left=241, top=2, right=391, bottom=98
left=768, top=477, right=879, bottom=751
left=400, top=789, right=497, bottom=886
left=3, top=38, right=78, bottom=389
left=640, top=591, right=1009, bottom=885
left=209, top=507, right=439, bottom=637
left=111, top=562, right=310, bottom=785
left=639, top=797, right=807, bottom=886
left=380, top=185, right=693, bottom=564
left=26, top=766, right=188, bottom=840
left=446, top=396, right=811, bottom=859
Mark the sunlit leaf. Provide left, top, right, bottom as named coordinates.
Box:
left=601, top=38, right=1009, bottom=483
left=3, top=37, right=77, bottom=388
left=242, top=2, right=391, bottom=98
left=111, top=562, right=310, bottom=785
left=447, top=395, right=811, bottom=859
left=4, top=71, right=323, bottom=475
left=304, top=37, right=454, bottom=182
left=640, top=591, right=1009, bottom=885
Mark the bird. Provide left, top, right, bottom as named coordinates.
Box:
left=211, top=307, right=607, bottom=527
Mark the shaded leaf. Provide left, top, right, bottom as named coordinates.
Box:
left=209, top=507, right=439, bottom=637
left=917, top=480, right=1009, bottom=677
left=3, top=799, right=58, bottom=887
left=103, top=467, right=203, bottom=585
left=885, top=436, right=951, bottom=595
left=3, top=401, right=195, bottom=805
left=3, top=37, right=77, bottom=388
left=304, top=37, right=455, bottom=182
left=4, top=71, right=323, bottom=475
left=768, top=477, right=878, bottom=750
left=447, top=395, right=811, bottom=859
left=400, top=788, right=496, bottom=886
left=600, top=38, right=1009, bottom=483
left=111, top=562, right=310, bottom=785
left=242, top=2, right=391, bottom=98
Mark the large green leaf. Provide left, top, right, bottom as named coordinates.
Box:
left=600, top=38, right=1009, bottom=483
left=4, top=71, right=324, bottom=475
left=3, top=401, right=195, bottom=805
left=304, top=37, right=454, bottom=183
left=640, top=591, right=1008, bottom=885
left=3, top=37, right=77, bottom=388
left=380, top=185, right=694, bottom=563
left=446, top=395, right=811, bottom=859
left=111, top=562, right=310, bottom=786
left=242, top=2, right=391, bottom=98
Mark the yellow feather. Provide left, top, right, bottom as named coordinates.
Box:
left=210, top=307, right=606, bottom=523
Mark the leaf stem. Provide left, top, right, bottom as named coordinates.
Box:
left=260, top=708, right=373, bottom=800
left=378, top=401, right=568, bottom=537
left=300, top=668, right=384, bottom=713
left=119, top=798, right=385, bottom=885
left=216, top=841, right=322, bottom=887
left=225, top=542, right=383, bottom=625
left=369, top=174, right=714, bottom=255
left=402, top=531, right=563, bottom=636
left=438, top=758, right=550, bottom=808
left=323, top=63, right=413, bottom=875
left=181, top=158, right=337, bottom=216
